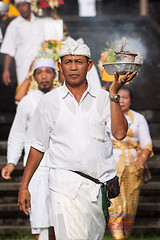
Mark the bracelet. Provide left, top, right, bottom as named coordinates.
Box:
left=141, top=153, right=147, bottom=160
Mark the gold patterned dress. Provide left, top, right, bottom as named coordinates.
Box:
left=108, top=109, right=152, bottom=240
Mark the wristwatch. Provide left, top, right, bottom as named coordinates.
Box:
left=110, top=94, right=120, bottom=103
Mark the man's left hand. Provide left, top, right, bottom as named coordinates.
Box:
left=109, top=72, right=137, bottom=96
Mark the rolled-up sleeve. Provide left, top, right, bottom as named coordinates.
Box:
left=28, top=106, right=50, bottom=153
left=0, top=21, right=17, bottom=57
left=7, top=103, right=27, bottom=165
left=139, top=115, right=152, bottom=150
left=125, top=115, right=131, bottom=129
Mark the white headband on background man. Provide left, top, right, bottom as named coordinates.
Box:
left=14, top=0, right=30, bottom=5
left=33, top=58, right=56, bottom=72
left=59, top=37, right=91, bottom=59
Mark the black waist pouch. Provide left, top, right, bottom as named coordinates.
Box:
left=107, top=175, right=120, bottom=199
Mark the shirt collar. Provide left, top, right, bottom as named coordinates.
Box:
left=19, top=12, right=35, bottom=23
left=59, top=81, right=98, bottom=100
left=34, top=87, right=54, bottom=96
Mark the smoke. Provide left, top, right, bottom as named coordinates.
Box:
left=109, top=36, right=147, bottom=63
left=102, top=22, right=148, bottom=63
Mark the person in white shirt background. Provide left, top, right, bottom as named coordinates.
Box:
left=0, top=0, right=63, bottom=88
left=1, top=58, right=56, bottom=240
left=18, top=38, right=137, bottom=240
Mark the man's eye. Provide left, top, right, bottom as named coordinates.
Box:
left=65, top=60, right=71, bottom=63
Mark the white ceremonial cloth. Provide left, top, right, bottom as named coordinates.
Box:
left=59, top=37, right=91, bottom=58
left=87, top=64, right=101, bottom=89
left=29, top=83, right=117, bottom=202
left=50, top=179, right=105, bottom=240
left=43, top=18, right=63, bottom=41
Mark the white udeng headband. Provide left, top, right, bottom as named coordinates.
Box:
left=33, top=58, right=56, bottom=72
left=15, top=0, right=30, bottom=5
left=59, top=37, right=91, bottom=58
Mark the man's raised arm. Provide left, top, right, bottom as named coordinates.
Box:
left=109, top=72, right=136, bottom=140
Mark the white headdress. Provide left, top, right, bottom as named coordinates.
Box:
left=14, top=0, right=30, bottom=5
left=33, top=58, right=56, bottom=72
left=59, top=37, right=91, bottom=58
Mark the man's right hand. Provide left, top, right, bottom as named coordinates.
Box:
left=1, top=163, right=15, bottom=180
left=2, top=70, right=11, bottom=85
left=18, top=188, right=31, bottom=215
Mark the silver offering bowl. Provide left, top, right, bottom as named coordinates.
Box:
left=103, top=62, right=141, bottom=75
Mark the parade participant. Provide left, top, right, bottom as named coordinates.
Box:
left=108, top=86, right=152, bottom=240
left=18, top=38, right=136, bottom=240
left=0, top=0, right=63, bottom=87
left=0, top=0, right=44, bottom=86
left=1, top=58, right=56, bottom=240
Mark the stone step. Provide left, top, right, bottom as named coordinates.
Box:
left=138, top=203, right=160, bottom=212
left=0, top=225, right=30, bottom=235
left=132, top=221, right=160, bottom=235
left=0, top=155, right=24, bottom=170
left=0, top=182, right=20, bottom=191
left=0, top=141, right=7, bottom=155
left=141, top=181, right=160, bottom=192
left=0, top=202, right=19, bottom=212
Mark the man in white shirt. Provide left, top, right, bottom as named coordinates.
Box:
left=0, top=0, right=63, bottom=87
left=18, top=38, right=136, bottom=240
left=1, top=58, right=56, bottom=240
left=1, top=0, right=44, bottom=86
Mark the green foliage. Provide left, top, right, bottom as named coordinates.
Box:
left=103, top=232, right=160, bottom=240
left=0, top=230, right=34, bottom=240
left=0, top=231, right=160, bottom=240
left=104, top=50, right=116, bottom=63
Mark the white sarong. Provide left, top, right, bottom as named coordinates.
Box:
left=29, top=166, right=53, bottom=231
left=49, top=179, right=106, bottom=240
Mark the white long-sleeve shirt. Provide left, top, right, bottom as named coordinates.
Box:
left=7, top=88, right=46, bottom=167
left=29, top=83, right=117, bottom=201
left=1, top=14, right=44, bottom=84
left=0, top=14, right=63, bottom=85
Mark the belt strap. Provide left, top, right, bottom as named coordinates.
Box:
left=71, top=170, right=106, bottom=187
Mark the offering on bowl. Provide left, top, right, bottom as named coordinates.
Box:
left=103, top=50, right=141, bottom=75
left=115, top=51, right=138, bottom=63
left=101, top=37, right=142, bottom=76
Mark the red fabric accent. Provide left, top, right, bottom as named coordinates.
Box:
left=39, top=0, right=64, bottom=8
left=58, top=0, right=64, bottom=4
left=39, top=0, right=49, bottom=8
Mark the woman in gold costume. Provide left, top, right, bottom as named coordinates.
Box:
left=108, top=86, right=153, bottom=240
